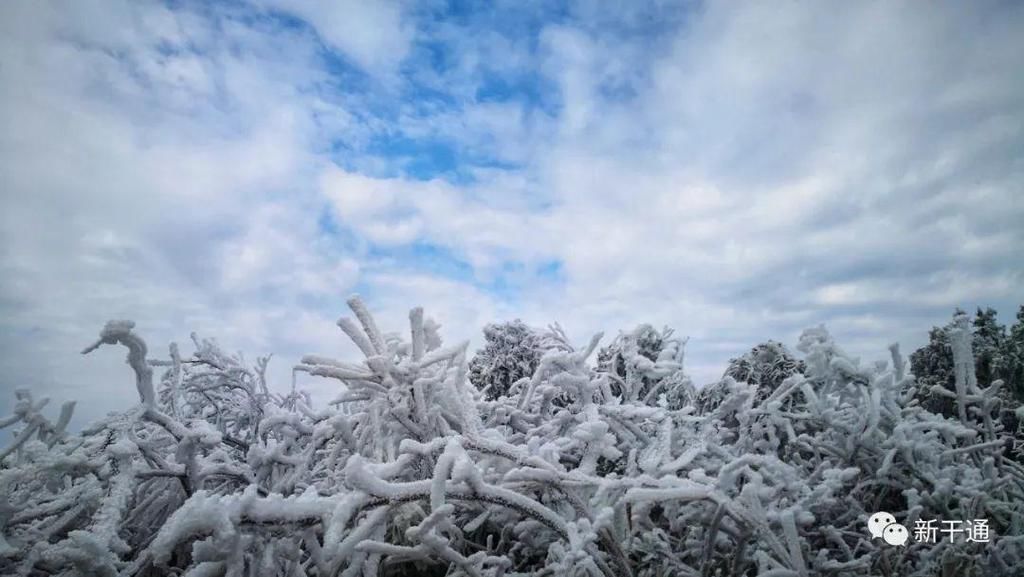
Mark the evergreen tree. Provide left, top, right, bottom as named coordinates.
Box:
left=1001, top=305, right=1024, bottom=404
left=910, top=306, right=1021, bottom=432
left=972, top=307, right=1006, bottom=389
left=910, top=308, right=962, bottom=381
left=723, top=340, right=806, bottom=396
left=909, top=323, right=957, bottom=416
left=468, top=319, right=542, bottom=400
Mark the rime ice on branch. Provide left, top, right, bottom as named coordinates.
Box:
left=0, top=297, right=1022, bottom=577
left=82, top=320, right=155, bottom=407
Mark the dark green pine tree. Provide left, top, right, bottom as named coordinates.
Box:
left=972, top=307, right=1006, bottom=390
left=910, top=306, right=1021, bottom=434
left=909, top=309, right=962, bottom=417
left=1001, top=305, right=1024, bottom=404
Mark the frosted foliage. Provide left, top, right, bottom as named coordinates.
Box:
left=597, top=324, right=689, bottom=405
left=1, top=297, right=1022, bottom=576
left=723, top=341, right=806, bottom=399
left=469, top=320, right=543, bottom=401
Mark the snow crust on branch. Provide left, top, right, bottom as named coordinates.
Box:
left=82, top=320, right=155, bottom=407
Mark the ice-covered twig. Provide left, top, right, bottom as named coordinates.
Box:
left=410, top=307, right=425, bottom=361
left=82, top=320, right=155, bottom=407
left=949, top=313, right=978, bottom=423
left=0, top=390, right=76, bottom=461
left=336, top=317, right=377, bottom=358
left=347, top=295, right=387, bottom=355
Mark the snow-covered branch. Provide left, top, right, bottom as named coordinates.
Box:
left=1, top=298, right=1021, bottom=577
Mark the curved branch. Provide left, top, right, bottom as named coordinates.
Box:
left=83, top=320, right=155, bottom=407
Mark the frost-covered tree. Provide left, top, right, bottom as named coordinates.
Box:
left=910, top=309, right=962, bottom=390
left=1000, top=305, right=1024, bottom=403
left=696, top=339, right=806, bottom=420
left=911, top=307, right=1021, bottom=432
left=597, top=324, right=664, bottom=377
left=910, top=322, right=957, bottom=415
left=911, top=307, right=1015, bottom=393
left=973, top=307, right=1007, bottom=389
left=723, top=340, right=805, bottom=391
left=468, top=320, right=543, bottom=401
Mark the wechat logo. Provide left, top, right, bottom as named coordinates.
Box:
left=868, top=511, right=909, bottom=546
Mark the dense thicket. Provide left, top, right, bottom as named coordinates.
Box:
left=1, top=298, right=1022, bottom=576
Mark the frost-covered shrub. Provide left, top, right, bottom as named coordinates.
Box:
left=596, top=324, right=690, bottom=406
left=1, top=298, right=1022, bottom=576
left=597, top=324, right=664, bottom=383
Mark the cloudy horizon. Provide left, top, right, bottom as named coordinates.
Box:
left=2, top=0, right=1023, bottom=429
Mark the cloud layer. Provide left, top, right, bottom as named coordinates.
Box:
left=2, top=0, right=1022, bottom=428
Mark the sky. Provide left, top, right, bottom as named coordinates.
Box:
left=1, top=0, right=1022, bottom=429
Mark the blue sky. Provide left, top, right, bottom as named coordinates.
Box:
left=2, top=0, right=1023, bottom=428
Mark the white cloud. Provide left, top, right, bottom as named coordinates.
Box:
left=319, top=165, right=561, bottom=268
left=254, top=0, right=412, bottom=77
left=0, top=0, right=360, bottom=426
left=2, top=0, right=1023, bottom=425
left=320, top=168, right=398, bottom=219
